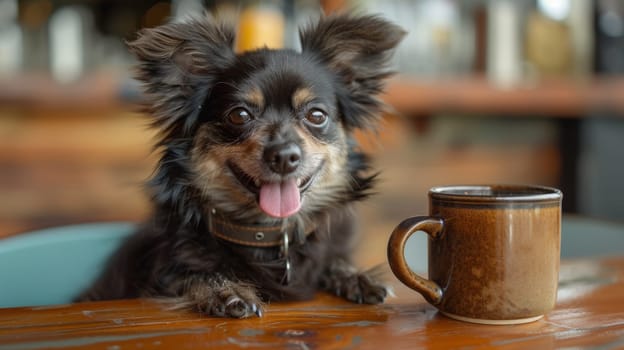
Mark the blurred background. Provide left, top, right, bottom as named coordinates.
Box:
left=0, top=0, right=623, bottom=263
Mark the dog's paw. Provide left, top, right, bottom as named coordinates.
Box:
left=164, top=276, right=264, bottom=318
left=337, top=272, right=389, bottom=305
left=320, top=262, right=389, bottom=305
left=202, top=279, right=264, bottom=318
left=212, top=290, right=263, bottom=318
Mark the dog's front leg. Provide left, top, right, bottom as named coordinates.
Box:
left=318, top=258, right=388, bottom=305
left=165, top=273, right=263, bottom=318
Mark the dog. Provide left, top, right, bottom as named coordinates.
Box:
left=77, top=13, right=404, bottom=318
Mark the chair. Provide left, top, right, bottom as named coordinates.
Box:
left=0, top=222, right=134, bottom=308
left=561, top=215, right=624, bottom=258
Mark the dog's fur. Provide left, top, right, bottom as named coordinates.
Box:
left=77, top=13, right=404, bottom=318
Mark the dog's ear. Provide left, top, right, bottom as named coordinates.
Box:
left=300, top=14, right=405, bottom=130
left=128, top=16, right=236, bottom=139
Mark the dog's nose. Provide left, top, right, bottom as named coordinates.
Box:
left=263, top=143, right=301, bottom=174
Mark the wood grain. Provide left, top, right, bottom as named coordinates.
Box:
left=0, top=258, right=622, bottom=350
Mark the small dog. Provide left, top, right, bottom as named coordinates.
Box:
left=78, top=13, right=404, bottom=318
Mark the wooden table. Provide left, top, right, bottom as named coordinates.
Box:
left=0, top=257, right=623, bottom=350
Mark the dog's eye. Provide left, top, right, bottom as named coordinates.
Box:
left=227, top=108, right=253, bottom=126
left=304, top=109, right=328, bottom=127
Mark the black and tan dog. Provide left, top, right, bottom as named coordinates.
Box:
left=78, top=13, right=404, bottom=318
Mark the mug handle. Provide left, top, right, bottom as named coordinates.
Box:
left=387, top=216, right=445, bottom=304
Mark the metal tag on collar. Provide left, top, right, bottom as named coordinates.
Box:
left=280, top=231, right=291, bottom=284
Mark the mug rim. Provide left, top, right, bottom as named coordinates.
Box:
left=429, top=185, right=562, bottom=203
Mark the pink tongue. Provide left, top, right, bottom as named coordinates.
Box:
left=259, top=179, right=301, bottom=218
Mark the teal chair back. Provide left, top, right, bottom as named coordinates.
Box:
left=0, top=222, right=134, bottom=308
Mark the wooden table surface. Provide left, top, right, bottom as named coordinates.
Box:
left=0, top=257, right=623, bottom=350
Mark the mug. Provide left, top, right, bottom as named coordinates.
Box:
left=387, top=185, right=562, bottom=325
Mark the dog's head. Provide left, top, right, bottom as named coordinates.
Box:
left=129, top=14, right=404, bottom=224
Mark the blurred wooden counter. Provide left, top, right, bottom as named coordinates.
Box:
left=384, top=77, right=624, bottom=117
left=0, top=257, right=623, bottom=350
left=0, top=107, right=155, bottom=237
left=3, top=73, right=624, bottom=116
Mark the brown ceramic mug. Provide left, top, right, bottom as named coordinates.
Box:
left=387, top=185, right=562, bottom=325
